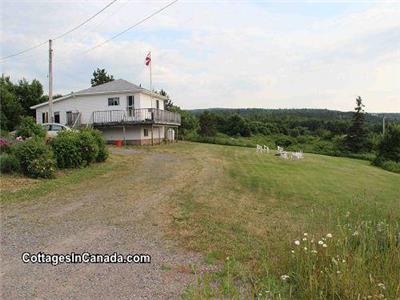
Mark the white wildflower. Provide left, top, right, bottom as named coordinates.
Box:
left=322, top=244, right=327, bottom=248
left=291, top=250, right=295, bottom=254
left=326, top=233, right=333, bottom=238
left=294, top=240, right=300, bottom=246
left=280, top=274, right=290, bottom=282
left=303, top=233, right=308, bottom=236
left=311, top=239, right=315, bottom=243
left=304, top=247, right=307, bottom=251
left=302, top=237, right=307, bottom=241
left=352, top=231, right=359, bottom=236
left=378, top=283, right=386, bottom=290
left=311, top=250, right=317, bottom=254
left=318, top=240, right=324, bottom=245
left=342, top=259, right=346, bottom=263
left=226, top=256, right=230, bottom=261
left=336, top=270, right=341, bottom=274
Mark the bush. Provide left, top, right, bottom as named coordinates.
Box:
left=379, top=160, right=400, bottom=173
left=0, top=154, right=20, bottom=173
left=77, top=130, right=99, bottom=165
left=26, top=156, right=55, bottom=178
left=275, top=135, right=294, bottom=148
left=15, top=116, right=46, bottom=139
left=83, top=128, right=108, bottom=162
left=50, top=129, right=107, bottom=169
left=0, top=137, right=11, bottom=154
left=50, top=131, right=82, bottom=168
left=13, top=138, right=54, bottom=177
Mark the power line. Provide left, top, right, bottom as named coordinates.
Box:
left=83, top=0, right=179, bottom=53
left=0, top=0, right=118, bottom=62
left=53, top=0, right=118, bottom=40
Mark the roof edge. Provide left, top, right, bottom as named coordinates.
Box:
left=30, top=89, right=168, bottom=109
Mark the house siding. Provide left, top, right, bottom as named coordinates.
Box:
left=34, top=92, right=165, bottom=126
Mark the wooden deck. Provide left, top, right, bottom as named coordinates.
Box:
left=92, top=108, right=181, bottom=126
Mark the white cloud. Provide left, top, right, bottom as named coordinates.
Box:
left=1, top=0, right=399, bottom=112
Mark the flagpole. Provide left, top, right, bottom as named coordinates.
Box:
left=149, top=51, right=152, bottom=93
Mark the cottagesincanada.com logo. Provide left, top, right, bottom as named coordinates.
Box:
left=21, top=251, right=151, bottom=266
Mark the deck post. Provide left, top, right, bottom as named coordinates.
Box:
left=151, top=124, right=154, bottom=146
left=122, top=126, right=126, bottom=146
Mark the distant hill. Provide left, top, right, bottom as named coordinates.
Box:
left=187, top=108, right=400, bottom=123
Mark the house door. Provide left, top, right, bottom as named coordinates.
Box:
left=127, top=96, right=134, bottom=117
left=66, top=111, right=72, bottom=125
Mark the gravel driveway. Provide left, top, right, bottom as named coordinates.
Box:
left=1, top=150, right=206, bottom=299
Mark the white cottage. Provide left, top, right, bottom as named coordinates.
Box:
left=30, top=79, right=181, bottom=145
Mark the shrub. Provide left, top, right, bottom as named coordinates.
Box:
left=13, top=137, right=54, bottom=177
left=0, top=154, right=20, bottom=173
left=0, top=137, right=11, bottom=154
left=379, top=160, right=400, bottom=173
left=375, top=124, right=400, bottom=163
left=15, top=116, right=46, bottom=139
left=26, top=156, right=55, bottom=178
left=50, top=129, right=107, bottom=169
left=83, top=128, right=108, bottom=162
left=50, top=131, right=82, bottom=168
left=78, top=130, right=99, bottom=165
left=275, top=135, right=294, bottom=148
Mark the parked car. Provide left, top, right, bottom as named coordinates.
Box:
left=41, top=123, right=71, bottom=138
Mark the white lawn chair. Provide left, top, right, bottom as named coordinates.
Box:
left=256, top=144, right=263, bottom=153
left=280, top=151, right=289, bottom=160
left=263, top=145, right=270, bottom=153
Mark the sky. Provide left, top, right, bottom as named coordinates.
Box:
left=0, top=0, right=399, bottom=112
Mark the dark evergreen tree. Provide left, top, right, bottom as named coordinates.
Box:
left=345, top=96, right=369, bottom=153
left=91, top=68, right=114, bottom=87
left=199, top=111, right=217, bottom=137
left=158, top=89, right=174, bottom=111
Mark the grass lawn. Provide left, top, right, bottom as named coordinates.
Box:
left=1, top=142, right=399, bottom=298
left=161, top=143, right=400, bottom=299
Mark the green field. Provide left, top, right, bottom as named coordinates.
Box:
left=1, top=142, right=399, bottom=299
left=159, top=143, right=400, bottom=299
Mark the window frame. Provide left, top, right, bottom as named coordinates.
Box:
left=54, top=111, right=60, bottom=123
left=143, top=128, right=149, bottom=137
left=108, top=97, right=120, bottom=106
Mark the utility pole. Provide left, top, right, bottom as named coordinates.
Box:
left=48, top=39, right=54, bottom=123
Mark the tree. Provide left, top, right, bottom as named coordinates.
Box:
left=180, top=110, right=198, bottom=135
left=14, top=78, right=44, bottom=117
left=199, top=111, right=217, bottom=137
left=375, top=124, right=400, bottom=163
left=345, top=96, right=369, bottom=153
left=224, top=114, right=251, bottom=137
left=158, top=89, right=175, bottom=111
left=91, top=68, right=114, bottom=87
left=0, top=76, right=23, bottom=131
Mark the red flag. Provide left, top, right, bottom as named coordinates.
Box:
left=145, top=52, right=151, bottom=66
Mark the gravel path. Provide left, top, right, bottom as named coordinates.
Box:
left=1, top=151, right=207, bottom=299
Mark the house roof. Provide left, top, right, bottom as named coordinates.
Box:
left=75, top=79, right=144, bottom=95
left=30, top=79, right=167, bottom=109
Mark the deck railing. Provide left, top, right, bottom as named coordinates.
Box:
left=92, top=108, right=181, bottom=125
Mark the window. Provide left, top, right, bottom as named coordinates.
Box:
left=42, top=112, right=48, bottom=123
left=156, top=100, right=160, bottom=109
left=108, top=97, right=120, bottom=106
left=66, top=111, right=72, bottom=125
left=54, top=112, right=60, bottom=123
left=127, top=96, right=134, bottom=117
left=51, top=124, right=63, bottom=131
left=143, top=128, right=149, bottom=137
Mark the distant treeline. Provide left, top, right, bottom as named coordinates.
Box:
left=176, top=102, right=400, bottom=173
